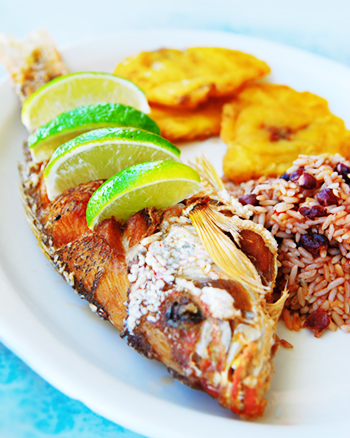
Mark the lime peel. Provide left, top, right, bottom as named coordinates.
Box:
left=44, top=127, right=181, bottom=201
left=22, top=72, right=150, bottom=131
left=86, top=160, right=202, bottom=229
left=28, top=103, right=160, bottom=163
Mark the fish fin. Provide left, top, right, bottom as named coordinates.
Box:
left=266, top=287, right=289, bottom=322
left=203, top=206, right=241, bottom=246
left=189, top=205, right=268, bottom=295
left=0, top=29, right=67, bottom=102
left=18, top=161, right=53, bottom=261
left=194, top=156, right=253, bottom=220
left=195, top=155, right=225, bottom=191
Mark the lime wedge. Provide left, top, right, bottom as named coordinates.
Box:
left=86, top=161, right=202, bottom=229
left=22, top=72, right=150, bottom=131
left=28, top=103, right=160, bottom=163
left=44, top=127, right=181, bottom=201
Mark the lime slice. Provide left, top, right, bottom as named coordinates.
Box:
left=28, top=103, right=160, bottom=163
left=22, top=72, right=150, bottom=131
left=44, top=127, right=181, bottom=201
left=86, top=160, right=202, bottom=229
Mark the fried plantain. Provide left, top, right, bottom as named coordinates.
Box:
left=221, top=83, right=350, bottom=182
left=149, top=98, right=228, bottom=142
left=114, top=47, right=270, bottom=109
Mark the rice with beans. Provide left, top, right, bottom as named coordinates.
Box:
left=224, top=154, right=350, bottom=336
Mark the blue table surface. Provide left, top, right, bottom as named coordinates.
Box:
left=1, top=1, right=350, bottom=436
left=0, top=343, right=145, bottom=438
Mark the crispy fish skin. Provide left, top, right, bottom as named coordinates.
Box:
left=221, top=83, right=350, bottom=182
left=19, top=156, right=130, bottom=329
left=149, top=98, right=226, bottom=142
left=114, top=47, right=270, bottom=109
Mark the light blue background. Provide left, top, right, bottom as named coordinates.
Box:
left=1, top=1, right=350, bottom=437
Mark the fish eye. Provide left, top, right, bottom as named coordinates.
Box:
left=166, top=300, right=205, bottom=328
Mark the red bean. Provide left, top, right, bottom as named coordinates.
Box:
left=299, top=232, right=329, bottom=256
left=316, top=188, right=339, bottom=206
left=309, top=205, right=328, bottom=218
left=336, top=163, right=350, bottom=184
left=298, top=205, right=327, bottom=220
left=299, top=206, right=311, bottom=217
left=289, top=168, right=304, bottom=182
left=279, top=172, right=290, bottom=181
left=303, top=309, right=331, bottom=334
left=238, top=194, right=258, bottom=206
left=298, top=172, right=317, bottom=189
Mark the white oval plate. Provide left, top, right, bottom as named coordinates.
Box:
left=0, top=30, right=350, bottom=438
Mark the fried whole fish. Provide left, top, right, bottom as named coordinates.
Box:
left=2, top=31, right=287, bottom=419
left=20, top=153, right=286, bottom=418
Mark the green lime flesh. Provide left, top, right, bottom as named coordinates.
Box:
left=21, top=72, right=150, bottom=131
left=28, top=103, right=160, bottom=162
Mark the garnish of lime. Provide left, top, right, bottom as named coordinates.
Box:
left=28, top=103, right=160, bottom=163
left=86, top=160, right=202, bottom=229
left=22, top=72, right=150, bottom=131
left=44, top=127, right=180, bottom=201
